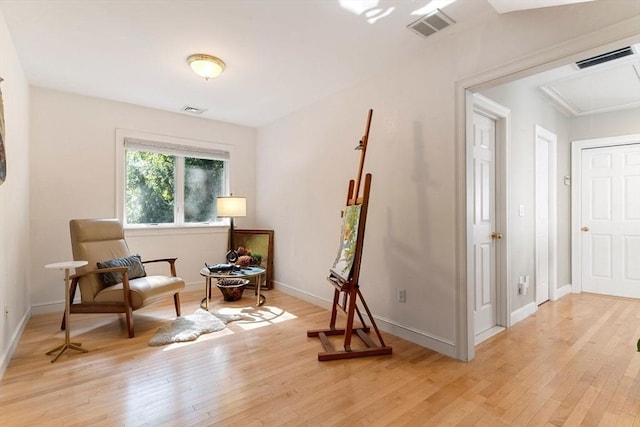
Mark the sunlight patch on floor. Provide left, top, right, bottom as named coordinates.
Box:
left=216, top=305, right=297, bottom=331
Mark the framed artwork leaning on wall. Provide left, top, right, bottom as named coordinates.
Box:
left=232, top=229, right=274, bottom=289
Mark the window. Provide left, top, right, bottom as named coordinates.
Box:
left=116, top=130, right=232, bottom=228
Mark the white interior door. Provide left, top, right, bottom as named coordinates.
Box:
left=473, top=111, right=497, bottom=336
left=581, top=143, right=640, bottom=298
left=535, top=126, right=557, bottom=305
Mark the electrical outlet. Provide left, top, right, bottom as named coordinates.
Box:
left=518, top=275, right=529, bottom=295
left=397, top=288, right=406, bottom=303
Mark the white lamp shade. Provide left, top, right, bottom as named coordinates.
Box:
left=216, top=196, right=246, bottom=218
left=187, top=54, right=225, bottom=80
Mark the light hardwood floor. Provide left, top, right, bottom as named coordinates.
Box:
left=1, top=287, right=639, bottom=426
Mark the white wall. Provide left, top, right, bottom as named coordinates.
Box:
left=256, top=2, right=640, bottom=358
left=0, top=8, right=30, bottom=378
left=570, top=107, right=640, bottom=141
left=29, top=88, right=257, bottom=313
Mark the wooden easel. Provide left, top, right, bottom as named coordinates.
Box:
left=307, top=109, right=393, bottom=361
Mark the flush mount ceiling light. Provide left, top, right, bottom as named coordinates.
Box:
left=187, top=54, right=225, bottom=80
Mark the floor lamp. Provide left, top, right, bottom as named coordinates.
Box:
left=216, top=195, right=247, bottom=263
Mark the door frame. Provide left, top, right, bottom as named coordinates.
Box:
left=570, top=133, right=640, bottom=293
left=535, top=125, right=558, bottom=303
left=466, top=93, right=510, bottom=353
left=454, top=21, right=639, bottom=362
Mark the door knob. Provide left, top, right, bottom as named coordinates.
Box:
left=581, top=226, right=590, bottom=232
left=491, top=232, right=503, bottom=239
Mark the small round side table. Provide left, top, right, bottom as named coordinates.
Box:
left=200, top=266, right=266, bottom=310
left=45, top=260, right=89, bottom=363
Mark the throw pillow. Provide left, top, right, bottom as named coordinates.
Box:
left=97, top=254, right=146, bottom=286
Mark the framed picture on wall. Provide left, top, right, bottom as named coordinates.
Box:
left=232, top=229, right=274, bottom=289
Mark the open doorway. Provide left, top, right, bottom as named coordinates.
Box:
left=457, top=31, right=640, bottom=361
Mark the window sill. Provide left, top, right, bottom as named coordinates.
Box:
left=124, top=224, right=229, bottom=237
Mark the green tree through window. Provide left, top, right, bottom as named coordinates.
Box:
left=125, top=149, right=226, bottom=226
left=184, top=157, right=225, bottom=223
left=126, top=151, right=175, bottom=224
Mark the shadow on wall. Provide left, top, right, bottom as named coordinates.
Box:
left=383, top=121, right=451, bottom=315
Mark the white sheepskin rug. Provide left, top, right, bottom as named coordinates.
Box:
left=149, top=309, right=242, bottom=346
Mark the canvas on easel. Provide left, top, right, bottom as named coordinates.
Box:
left=307, top=109, right=392, bottom=361
left=330, top=204, right=361, bottom=281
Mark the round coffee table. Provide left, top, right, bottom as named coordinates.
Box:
left=200, top=266, right=266, bottom=309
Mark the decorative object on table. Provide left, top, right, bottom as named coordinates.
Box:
left=235, top=245, right=262, bottom=267
left=149, top=308, right=244, bottom=346
left=216, top=194, right=247, bottom=263
left=307, top=109, right=392, bottom=361
left=67, top=219, right=185, bottom=338
left=0, top=77, right=6, bottom=186
left=216, top=278, right=250, bottom=301
left=232, top=229, right=274, bottom=289
left=204, top=262, right=237, bottom=273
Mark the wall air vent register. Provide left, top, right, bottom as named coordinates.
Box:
left=575, top=46, right=636, bottom=69
left=407, top=9, right=455, bottom=39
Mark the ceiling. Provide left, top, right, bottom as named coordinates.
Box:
left=487, top=0, right=595, bottom=14
left=0, top=0, right=631, bottom=128
left=538, top=47, right=640, bottom=117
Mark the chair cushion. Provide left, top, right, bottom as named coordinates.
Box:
left=94, top=275, right=185, bottom=309
left=97, top=254, right=146, bottom=286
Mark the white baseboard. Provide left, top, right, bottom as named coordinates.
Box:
left=510, top=301, right=537, bottom=326
left=273, top=280, right=332, bottom=310
left=474, top=325, right=506, bottom=345
left=0, top=307, right=31, bottom=381
left=274, top=280, right=457, bottom=359
left=374, top=315, right=456, bottom=358
left=505, top=287, right=572, bottom=333
left=555, top=283, right=572, bottom=300
left=184, top=280, right=204, bottom=292
left=31, top=301, right=65, bottom=315
left=31, top=280, right=204, bottom=315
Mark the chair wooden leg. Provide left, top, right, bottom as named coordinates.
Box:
left=60, top=312, right=66, bottom=331
left=125, top=306, right=134, bottom=338
left=174, top=293, right=181, bottom=316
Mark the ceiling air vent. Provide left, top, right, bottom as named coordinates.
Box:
left=181, top=105, right=207, bottom=115
left=407, top=9, right=455, bottom=39
left=575, top=46, right=635, bottom=69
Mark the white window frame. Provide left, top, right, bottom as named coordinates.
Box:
left=115, top=129, right=234, bottom=229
